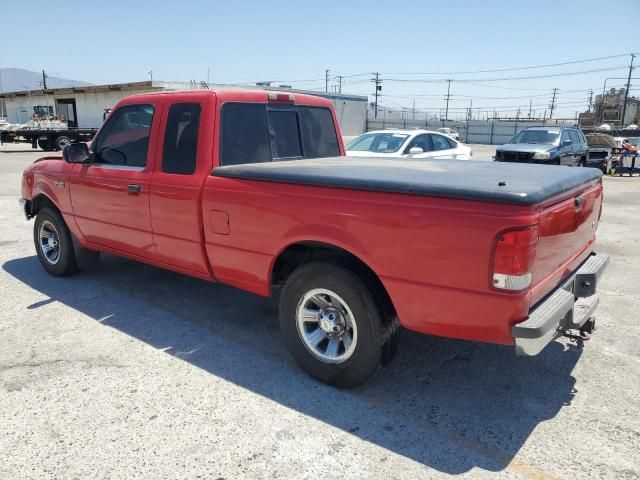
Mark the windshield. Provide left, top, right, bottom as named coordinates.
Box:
left=346, top=132, right=409, bottom=153
left=510, top=129, right=560, bottom=145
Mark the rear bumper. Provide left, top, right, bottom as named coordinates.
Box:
left=512, top=253, right=609, bottom=355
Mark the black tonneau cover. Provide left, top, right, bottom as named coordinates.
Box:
left=213, top=157, right=602, bottom=206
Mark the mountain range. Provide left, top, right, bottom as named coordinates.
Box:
left=0, top=68, right=91, bottom=93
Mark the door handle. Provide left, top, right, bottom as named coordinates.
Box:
left=575, top=195, right=585, bottom=210
left=127, top=184, right=141, bottom=194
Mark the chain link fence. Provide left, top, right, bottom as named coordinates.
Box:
left=366, top=115, right=577, bottom=145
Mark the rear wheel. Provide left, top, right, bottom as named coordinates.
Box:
left=34, top=207, right=79, bottom=276
left=579, top=157, right=586, bottom=167
left=279, top=262, right=391, bottom=388
left=55, top=135, right=72, bottom=151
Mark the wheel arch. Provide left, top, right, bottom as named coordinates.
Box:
left=29, top=193, right=60, bottom=217
left=270, top=241, right=397, bottom=322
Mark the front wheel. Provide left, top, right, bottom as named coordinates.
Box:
left=279, top=262, right=391, bottom=388
left=34, top=207, right=79, bottom=276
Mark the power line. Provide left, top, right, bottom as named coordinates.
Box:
left=383, top=66, right=628, bottom=84
left=379, top=53, right=635, bottom=76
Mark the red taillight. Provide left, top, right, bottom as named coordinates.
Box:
left=268, top=92, right=295, bottom=103
left=492, top=226, right=538, bottom=291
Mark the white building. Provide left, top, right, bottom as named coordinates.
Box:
left=0, top=80, right=368, bottom=135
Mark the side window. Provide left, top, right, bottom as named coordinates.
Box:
left=444, top=136, right=457, bottom=149
left=404, top=134, right=430, bottom=153
left=267, top=109, right=302, bottom=160
left=93, top=104, right=154, bottom=167
left=220, top=103, right=271, bottom=166
left=577, top=131, right=587, bottom=144
left=299, top=107, right=340, bottom=158
left=561, top=130, right=571, bottom=145
left=430, top=134, right=452, bottom=151
left=568, top=130, right=580, bottom=145
left=162, top=103, right=201, bottom=175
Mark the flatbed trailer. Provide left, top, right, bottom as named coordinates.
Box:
left=0, top=127, right=98, bottom=151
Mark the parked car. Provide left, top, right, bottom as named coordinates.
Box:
left=436, top=127, right=460, bottom=141
left=346, top=129, right=472, bottom=160
left=20, top=89, right=607, bottom=388
left=495, top=126, right=589, bottom=166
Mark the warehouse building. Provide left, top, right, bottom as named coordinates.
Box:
left=0, top=81, right=368, bottom=135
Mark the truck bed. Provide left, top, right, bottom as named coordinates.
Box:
left=213, top=157, right=602, bottom=206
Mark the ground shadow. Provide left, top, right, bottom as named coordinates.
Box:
left=3, top=254, right=582, bottom=474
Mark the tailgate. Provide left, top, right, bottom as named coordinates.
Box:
left=529, top=180, right=603, bottom=305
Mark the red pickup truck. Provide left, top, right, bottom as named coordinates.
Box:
left=20, top=89, right=608, bottom=387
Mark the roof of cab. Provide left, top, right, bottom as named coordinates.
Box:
left=122, top=89, right=333, bottom=107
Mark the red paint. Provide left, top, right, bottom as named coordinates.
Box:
left=21, top=89, right=602, bottom=347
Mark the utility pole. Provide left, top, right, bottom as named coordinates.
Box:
left=444, top=79, right=452, bottom=124
left=412, top=99, right=416, bottom=120
left=549, top=88, right=558, bottom=119
left=620, top=53, right=635, bottom=127
left=148, top=70, right=153, bottom=82
left=41, top=70, right=47, bottom=90
left=325, top=69, right=330, bottom=93
left=528, top=99, right=532, bottom=119
left=587, top=89, right=594, bottom=112
left=337, top=75, right=343, bottom=94
left=371, top=72, right=382, bottom=119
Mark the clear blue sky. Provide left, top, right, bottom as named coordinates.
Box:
left=3, top=0, right=639, bottom=119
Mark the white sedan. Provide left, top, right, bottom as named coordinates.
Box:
left=346, top=129, right=472, bottom=160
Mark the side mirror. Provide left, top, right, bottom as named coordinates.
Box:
left=409, top=147, right=424, bottom=154
left=562, top=139, right=572, bottom=146
left=63, top=143, right=91, bottom=164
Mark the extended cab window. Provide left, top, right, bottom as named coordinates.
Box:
left=220, top=103, right=271, bottom=166
left=93, top=104, right=154, bottom=167
left=219, top=103, right=340, bottom=166
left=162, top=103, right=201, bottom=175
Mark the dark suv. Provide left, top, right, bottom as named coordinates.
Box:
left=495, top=126, right=589, bottom=166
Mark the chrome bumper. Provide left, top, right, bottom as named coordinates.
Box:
left=512, top=253, right=609, bottom=356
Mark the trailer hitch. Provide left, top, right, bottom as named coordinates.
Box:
left=560, top=317, right=596, bottom=349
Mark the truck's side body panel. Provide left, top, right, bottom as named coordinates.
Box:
left=201, top=177, right=541, bottom=344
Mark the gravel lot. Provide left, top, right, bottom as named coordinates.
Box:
left=1, top=143, right=638, bottom=480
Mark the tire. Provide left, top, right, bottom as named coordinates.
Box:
left=33, top=207, right=80, bottom=276
left=279, top=262, right=391, bottom=388
left=54, top=136, right=72, bottom=151
left=579, top=157, right=586, bottom=167
left=37, top=139, right=50, bottom=151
